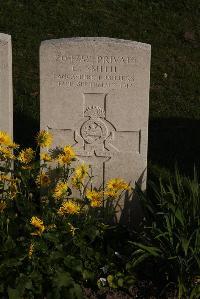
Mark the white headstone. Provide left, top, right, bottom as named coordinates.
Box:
left=0, top=33, right=13, bottom=138
left=40, top=37, right=151, bottom=219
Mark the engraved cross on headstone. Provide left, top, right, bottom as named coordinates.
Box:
left=48, top=93, right=141, bottom=187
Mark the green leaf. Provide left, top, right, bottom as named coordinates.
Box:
left=4, top=236, right=16, bottom=251
left=124, top=275, right=137, bottom=287
left=129, top=252, right=151, bottom=268
left=82, top=269, right=95, bottom=282
left=24, top=279, right=32, bottom=290
left=107, top=275, right=118, bottom=289
left=117, top=278, right=124, bottom=287
left=0, top=284, right=4, bottom=293
left=68, top=283, right=84, bottom=299
left=64, top=255, right=82, bottom=273
left=44, top=232, right=59, bottom=243
left=46, top=289, right=60, bottom=299
left=181, top=237, right=190, bottom=256
left=174, top=208, right=185, bottom=226
left=0, top=257, right=23, bottom=271
left=53, top=271, right=74, bottom=289
left=8, top=287, right=22, bottom=299
left=132, top=242, right=162, bottom=257
left=190, top=284, right=200, bottom=299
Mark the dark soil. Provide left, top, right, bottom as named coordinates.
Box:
left=84, top=282, right=179, bottom=299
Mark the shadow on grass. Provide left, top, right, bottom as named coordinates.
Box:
left=148, top=118, right=200, bottom=177
left=120, top=117, right=200, bottom=228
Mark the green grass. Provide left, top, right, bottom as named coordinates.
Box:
left=0, top=0, right=199, bottom=176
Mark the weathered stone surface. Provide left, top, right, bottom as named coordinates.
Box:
left=40, top=37, right=151, bottom=221
left=0, top=33, right=13, bottom=137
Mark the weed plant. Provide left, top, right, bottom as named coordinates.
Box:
left=0, top=130, right=134, bottom=298
left=127, top=170, right=200, bottom=298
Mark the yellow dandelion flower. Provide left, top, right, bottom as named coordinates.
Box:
left=104, top=189, right=119, bottom=198
left=36, top=171, right=51, bottom=187
left=0, top=201, right=6, bottom=213
left=8, top=142, right=19, bottom=149
left=30, top=216, right=45, bottom=236
left=86, top=189, right=103, bottom=208
left=18, top=148, right=34, bottom=164
left=58, top=200, right=80, bottom=216
left=0, top=131, right=12, bottom=146
left=30, top=216, right=44, bottom=229
left=90, top=198, right=103, bottom=208
left=106, top=178, right=130, bottom=192
left=57, top=153, right=70, bottom=165
left=63, top=145, right=76, bottom=158
left=0, top=146, right=15, bottom=160
left=57, top=145, right=76, bottom=165
left=28, top=243, right=34, bottom=259
left=40, top=152, right=52, bottom=162
left=53, top=181, right=68, bottom=200
left=36, top=130, right=52, bottom=148
left=0, top=174, right=12, bottom=182
left=71, top=163, right=88, bottom=190
left=74, top=163, right=88, bottom=179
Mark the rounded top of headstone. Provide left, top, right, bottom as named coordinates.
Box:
left=0, top=33, right=11, bottom=41
left=40, top=37, right=151, bottom=51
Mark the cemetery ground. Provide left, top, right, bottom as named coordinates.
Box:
left=0, top=1, right=199, bottom=298
left=0, top=0, right=198, bottom=177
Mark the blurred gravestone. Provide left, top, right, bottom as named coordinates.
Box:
left=40, top=37, right=151, bottom=222
left=0, top=33, right=13, bottom=138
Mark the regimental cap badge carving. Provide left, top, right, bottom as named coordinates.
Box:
left=84, top=106, right=105, bottom=119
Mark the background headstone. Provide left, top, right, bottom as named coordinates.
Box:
left=0, top=33, right=13, bottom=138
left=40, top=37, right=151, bottom=220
